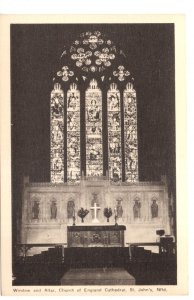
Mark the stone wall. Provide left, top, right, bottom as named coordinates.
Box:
left=20, top=178, right=170, bottom=250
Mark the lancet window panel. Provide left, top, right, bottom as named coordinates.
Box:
left=107, top=83, right=122, bottom=182
left=67, top=83, right=81, bottom=183
left=50, top=83, right=64, bottom=183
left=85, top=79, right=103, bottom=177
left=123, top=83, right=139, bottom=182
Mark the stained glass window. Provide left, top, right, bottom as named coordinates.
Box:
left=123, top=83, right=139, bottom=182
left=85, top=79, right=103, bottom=177
left=107, top=83, right=122, bottom=182
left=70, top=31, right=116, bottom=73
left=50, top=83, right=64, bottom=183
left=67, top=83, right=80, bottom=183
left=51, top=31, right=139, bottom=184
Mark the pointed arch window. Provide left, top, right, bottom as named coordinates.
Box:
left=107, top=83, right=122, bottom=182
left=50, top=83, right=64, bottom=183
left=123, top=82, right=138, bottom=182
left=85, top=79, right=103, bottom=177
left=67, top=83, right=81, bottom=183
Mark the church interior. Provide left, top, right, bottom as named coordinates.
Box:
left=12, top=25, right=176, bottom=285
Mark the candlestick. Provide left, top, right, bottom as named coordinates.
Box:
left=114, top=207, right=117, bottom=217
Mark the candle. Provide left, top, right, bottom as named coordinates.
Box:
left=73, top=208, right=75, bottom=217
left=114, top=207, right=117, bottom=217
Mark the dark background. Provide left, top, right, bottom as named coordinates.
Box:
left=11, top=24, right=175, bottom=243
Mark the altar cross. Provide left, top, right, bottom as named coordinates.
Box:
left=90, top=202, right=101, bottom=223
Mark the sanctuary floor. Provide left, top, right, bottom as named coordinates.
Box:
left=60, top=268, right=135, bottom=285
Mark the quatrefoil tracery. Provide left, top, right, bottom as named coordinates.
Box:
left=113, top=66, right=130, bottom=81
left=71, top=48, right=93, bottom=67
left=57, top=66, right=74, bottom=82
left=94, top=48, right=115, bottom=67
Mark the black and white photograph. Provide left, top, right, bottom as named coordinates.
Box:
left=0, top=14, right=187, bottom=295
left=10, top=22, right=177, bottom=287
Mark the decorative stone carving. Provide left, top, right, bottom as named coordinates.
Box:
left=116, top=198, right=123, bottom=218
left=32, top=200, right=40, bottom=219
left=151, top=198, right=159, bottom=218
left=91, top=193, right=99, bottom=206
left=50, top=200, right=57, bottom=219
left=67, top=200, right=75, bottom=219
left=133, top=198, right=141, bottom=218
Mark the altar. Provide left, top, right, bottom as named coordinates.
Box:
left=67, top=225, right=126, bottom=247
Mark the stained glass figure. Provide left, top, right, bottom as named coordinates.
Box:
left=107, top=83, right=122, bottom=182
left=123, top=82, right=138, bottom=182
left=50, top=83, right=64, bottom=183
left=67, top=83, right=80, bottom=183
left=85, top=79, right=103, bottom=177
left=50, top=31, right=139, bottom=184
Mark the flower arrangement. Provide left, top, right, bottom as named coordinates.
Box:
left=104, top=207, right=112, bottom=222
left=78, top=208, right=89, bottom=223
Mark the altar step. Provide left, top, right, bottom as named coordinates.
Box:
left=13, top=246, right=176, bottom=285
left=25, top=246, right=63, bottom=263
left=23, top=246, right=160, bottom=265
left=65, top=247, right=130, bottom=268
left=61, top=268, right=136, bottom=285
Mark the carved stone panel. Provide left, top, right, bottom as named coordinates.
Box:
left=67, top=199, right=75, bottom=219
left=67, top=225, right=126, bottom=247
left=50, top=200, right=57, bottom=219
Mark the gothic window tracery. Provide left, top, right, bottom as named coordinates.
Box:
left=57, top=66, right=74, bottom=81
left=107, top=83, right=122, bottom=182
left=113, top=65, right=130, bottom=81
left=85, top=79, right=103, bottom=177
left=67, top=83, right=80, bottom=183
left=71, top=48, right=92, bottom=68
left=124, top=83, right=138, bottom=182
left=69, top=31, right=117, bottom=73
left=50, top=31, right=139, bottom=184
left=50, top=83, right=64, bottom=183
left=94, top=48, right=115, bottom=67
